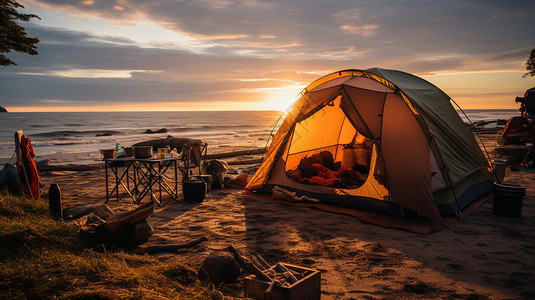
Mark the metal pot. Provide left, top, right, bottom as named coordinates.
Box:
left=134, top=146, right=153, bottom=159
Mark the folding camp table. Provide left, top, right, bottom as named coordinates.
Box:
left=103, top=157, right=181, bottom=205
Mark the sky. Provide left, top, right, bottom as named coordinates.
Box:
left=1, top=0, right=534, bottom=112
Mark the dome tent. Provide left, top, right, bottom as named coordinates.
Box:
left=245, top=68, right=493, bottom=222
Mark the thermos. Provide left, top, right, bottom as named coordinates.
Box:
left=49, top=184, right=63, bottom=220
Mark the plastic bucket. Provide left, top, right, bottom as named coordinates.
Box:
left=183, top=181, right=206, bottom=203
left=493, top=183, right=526, bottom=217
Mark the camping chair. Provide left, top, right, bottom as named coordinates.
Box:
left=180, top=140, right=207, bottom=183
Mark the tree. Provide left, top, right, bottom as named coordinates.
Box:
left=524, top=47, right=535, bottom=78
left=0, top=0, right=40, bottom=67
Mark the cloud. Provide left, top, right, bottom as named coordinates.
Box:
left=26, top=0, right=535, bottom=60
left=3, top=0, right=534, bottom=109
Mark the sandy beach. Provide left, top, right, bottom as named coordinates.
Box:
left=37, top=132, right=535, bottom=299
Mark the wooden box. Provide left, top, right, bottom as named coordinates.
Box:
left=244, top=263, right=320, bottom=300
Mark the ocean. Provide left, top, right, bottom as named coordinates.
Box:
left=0, top=109, right=519, bottom=166
left=0, top=111, right=283, bottom=165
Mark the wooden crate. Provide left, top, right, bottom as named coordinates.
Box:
left=244, top=263, right=320, bottom=300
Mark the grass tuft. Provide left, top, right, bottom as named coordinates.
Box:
left=0, top=192, right=225, bottom=299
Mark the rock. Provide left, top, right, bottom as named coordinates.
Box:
left=133, top=221, right=154, bottom=243
left=96, top=133, right=112, bottom=137
left=0, top=106, right=7, bottom=112
left=198, top=253, right=241, bottom=284
left=133, top=136, right=201, bottom=152
left=143, top=128, right=168, bottom=134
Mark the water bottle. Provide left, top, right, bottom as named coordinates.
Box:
left=115, top=143, right=125, bottom=158
left=49, top=184, right=63, bottom=220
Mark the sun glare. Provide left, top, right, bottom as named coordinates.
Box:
left=263, top=86, right=303, bottom=112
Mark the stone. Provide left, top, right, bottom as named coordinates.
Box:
left=198, top=253, right=241, bottom=284
left=143, top=128, right=168, bottom=134
left=133, top=221, right=154, bottom=243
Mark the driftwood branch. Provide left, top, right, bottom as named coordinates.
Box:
left=134, top=236, right=207, bottom=254
left=37, top=163, right=102, bottom=171
left=227, top=245, right=272, bottom=282
left=255, top=254, right=271, bottom=269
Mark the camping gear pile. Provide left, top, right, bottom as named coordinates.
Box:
left=0, top=131, right=40, bottom=199
left=246, top=68, right=493, bottom=222
left=494, top=87, right=535, bottom=167
left=500, top=87, right=535, bottom=146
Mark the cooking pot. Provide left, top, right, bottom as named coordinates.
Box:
left=100, top=149, right=115, bottom=159
left=134, top=146, right=153, bottom=159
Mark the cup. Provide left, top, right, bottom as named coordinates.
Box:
left=158, top=148, right=166, bottom=159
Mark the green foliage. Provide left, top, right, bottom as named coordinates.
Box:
left=524, top=47, right=535, bottom=78
left=0, top=193, right=224, bottom=299
left=0, top=0, right=40, bottom=66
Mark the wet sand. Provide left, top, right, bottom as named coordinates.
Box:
left=38, top=133, right=535, bottom=299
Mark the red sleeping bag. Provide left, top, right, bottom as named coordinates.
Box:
left=300, top=163, right=343, bottom=187
left=299, top=163, right=367, bottom=188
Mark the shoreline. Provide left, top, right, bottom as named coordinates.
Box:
left=34, top=132, right=535, bottom=299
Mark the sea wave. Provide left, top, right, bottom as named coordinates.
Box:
left=32, top=130, right=123, bottom=138
left=170, top=124, right=262, bottom=132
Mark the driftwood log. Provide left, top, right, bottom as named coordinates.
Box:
left=37, top=161, right=102, bottom=171
left=134, top=236, right=208, bottom=254
left=226, top=158, right=263, bottom=166
left=206, top=148, right=266, bottom=160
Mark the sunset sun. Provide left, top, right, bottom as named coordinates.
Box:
left=264, top=86, right=303, bottom=112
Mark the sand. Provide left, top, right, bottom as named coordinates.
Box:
left=38, top=133, right=535, bottom=299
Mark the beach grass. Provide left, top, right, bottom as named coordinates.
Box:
left=0, top=192, right=223, bottom=299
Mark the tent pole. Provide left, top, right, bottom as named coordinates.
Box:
left=442, top=164, right=463, bottom=220
left=263, top=112, right=286, bottom=159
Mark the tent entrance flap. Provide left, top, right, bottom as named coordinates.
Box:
left=284, top=96, right=374, bottom=189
